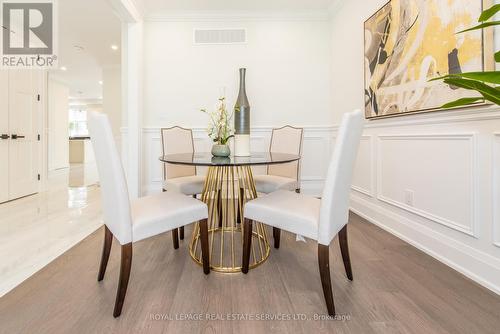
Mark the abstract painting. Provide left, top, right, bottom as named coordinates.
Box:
left=364, top=0, right=488, bottom=119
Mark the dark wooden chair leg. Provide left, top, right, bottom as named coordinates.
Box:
left=113, top=243, right=132, bottom=318
left=318, top=244, right=335, bottom=316
left=98, top=226, right=113, bottom=281
left=179, top=226, right=184, bottom=240
left=172, top=228, right=179, bottom=249
left=273, top=227, right=281, bottom=249
left=217, top=190, right=223, bottom=228
left=236, top=188, right=244, bottom=224
left=242, top=219, right=253, bottom=274
left=338, top=225, right=353, bottom=281
left=199, top=219, right=210, bottom=275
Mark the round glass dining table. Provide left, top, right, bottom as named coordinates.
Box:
left=159, top=152, right=300, bottom=273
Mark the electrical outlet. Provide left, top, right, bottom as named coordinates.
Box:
left=404, top=190, right=414, bottom=206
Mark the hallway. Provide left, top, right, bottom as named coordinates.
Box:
left=0, top=164, right=102, bottom=296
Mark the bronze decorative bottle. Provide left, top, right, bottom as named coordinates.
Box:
left=234, top=68, right=250, bottom=156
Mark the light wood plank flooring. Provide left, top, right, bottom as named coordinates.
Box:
left=1, top=213, right=500, bottom=334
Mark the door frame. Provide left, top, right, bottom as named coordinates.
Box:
left=107, top=0, right=143, bottom=199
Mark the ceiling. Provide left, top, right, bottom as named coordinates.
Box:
left=143, top=0, right=336, bottom=13
left=50, top=0, right=121, bottom=100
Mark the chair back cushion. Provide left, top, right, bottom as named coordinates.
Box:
left=318, top=110, right=364, bottom=245
left=267, top=126, right=303, bottom=183
left=88, top=112, right=132, bottom=245
left=161, top=127, right=196, bottom=179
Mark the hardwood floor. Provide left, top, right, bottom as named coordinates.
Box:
left=1, top=213, right=500, bottom=334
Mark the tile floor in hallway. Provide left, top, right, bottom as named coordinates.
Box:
left=0, top=164, right=102, bottom=296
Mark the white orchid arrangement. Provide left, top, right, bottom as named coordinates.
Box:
left=201, top=97, right=234, bottom=145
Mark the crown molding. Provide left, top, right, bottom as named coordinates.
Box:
left=328, top=0, right=346, bottom=17
left=107, top=0, right=144, bottom=23
left=145, top=10, right=332, bottom=23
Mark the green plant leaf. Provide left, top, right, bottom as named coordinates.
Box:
left=443, top=77, right=500, bottom=105
left=440, top=97, right=485, bottom=109
left=479, top=4, right=500, bottom=22
left=457, top=21, right=500, bottom=33
left=495, top=50, right=500, bottom=63
left=430, top=71, right=500, bottom=84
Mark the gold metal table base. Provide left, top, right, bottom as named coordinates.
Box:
left=189, top=165, right=270, bottom=273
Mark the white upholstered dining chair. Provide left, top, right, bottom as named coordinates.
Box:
left=89, top=113, right=210, bottom=318
left=242, top=109, right=364, bottom=316
left=253, top=126, right=304, bottom=194
left=161, top=127, right=205, bottom=247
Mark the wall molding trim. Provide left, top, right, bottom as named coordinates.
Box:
left=376, top=133, right=478, bottom=237
left=364, top=106, right=500, bottom=129
left=494, top=133, right=500, bottom=248
left=136, top=107, right=500, bottom=134
left=145, top=10, right=331, bottom=23
left=351, top=135, right=374, bottom=197
left=350, top=195, right=500, bottom=296
left=139, top=125, right=333, bottom=197
left=351, top=185, right=373, bottom=197
left=328, top=0, right=347, bottom=17
left=108, top=0, right=144, bottom=22
left=140, top=125, right=336, bottom=134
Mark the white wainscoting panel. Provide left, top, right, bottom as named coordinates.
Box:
left=494, top=133, right=500, bottom=248
left=351, top=135, right=374, bottom=197
left=350, top=110, right=500, bottom=295
left=141, top=126, right=334, bottom=196
left=300, top=129, right=333, bottom=194
left=377, top=134, right=477, bottom=236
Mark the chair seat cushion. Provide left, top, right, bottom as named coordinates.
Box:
left=244, top=190, right=320, bottom=241
left=163, top=175, right=205, bottom=195
left=131, top=191, right=208, bottom=243
left=253, top=175, right=297, bottom=194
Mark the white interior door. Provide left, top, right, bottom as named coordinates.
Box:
left=0, top=71, right=8, bottom=203
left=8, top=70, right=40, bottom=200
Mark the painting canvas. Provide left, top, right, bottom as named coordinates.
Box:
left=364, top=0, right=487, bottom=119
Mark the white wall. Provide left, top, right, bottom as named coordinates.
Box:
left=143, top=16, right=332, bottom=127
left=48, top=78, right=69, bottom=171
left=330, top=0, right=500, bottom=294
left=139, top=13, right=333, bottom=194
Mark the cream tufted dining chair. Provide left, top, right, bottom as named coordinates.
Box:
left=161, top=127, right=206, bottom=247
left=89, top=113, right=210, bottom=318
left=253, top=126, right=304, bottom=194
left=242, top=109, right=364, bottom=316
